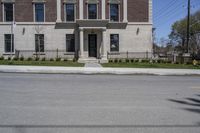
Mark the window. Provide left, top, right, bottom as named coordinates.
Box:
left=4, top=3, right=14, bottom=22
left=88, top=4, right=97, bottom=19
left=110, top=34, right=119, bottom=52
left=110, top=4, right=119, bottom=22
left=66, top=34, right=75, bottom=52
left=4, top=34, right=14, bottom=53
left=35, top=34, right=44, bottom=52
left=35, top=3, right=44, bottom=22
left=65, top=4, right=75, bottom=21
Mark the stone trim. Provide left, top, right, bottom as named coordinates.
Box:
left=86, top=0, right=99, bottom=4
left=63, top=0, right=77, bottom=4
left=32, top=0, right=46, bottom=3
left=1, top=0, right=15, bottom=3
left=149, top=0, right=152, bottom=23
left=108, top=0, right=120, bottom=4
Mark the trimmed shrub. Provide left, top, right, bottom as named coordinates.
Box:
left=19, top=56, right=24, bottom=61
left=50, top=58, right=54, bottom=61
left=114, top=59, right=118, bottom=63
left=0, top=56, right=4, bottom=60
left=27, top=57, right=33, bottom=61
left=134, top=59, right=139, bottom=63
left=7, top=57, right=11, bottom=60
left=56, top=57, right=61, bottom=62
left=73, top=58, right=77, bottom=62
left=125, top=59, right=129, bottom=63
left=41, top=57, right=46, bottom=61
left=109, top=59, right=113, bottom=63
left=166, top=60, right=172, bottom=64
left=141, top=59, right=150, bottom=63
left=118, top=59, right=122, bottom=63
left=175, top=61, right=179, bottom=64
left=63, top=58, right=68, bottom=62
left=157, top=59, right=164, bottom=63
left=152, top=60, right=156, bottom=63
left=129, top=59, right=134, bottom=63
left=35, top=57, right=40, bottom=61
left=13, top=57, right=19, bottom=61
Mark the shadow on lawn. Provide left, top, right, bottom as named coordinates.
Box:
left=168, top=94, right=200, bottom=114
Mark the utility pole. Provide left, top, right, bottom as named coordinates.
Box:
left=186, top=0, right=190, bottom=53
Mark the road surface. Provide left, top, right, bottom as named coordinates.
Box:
left=0, top=73, right=200, bottom=133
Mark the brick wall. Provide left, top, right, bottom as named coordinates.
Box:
left=127, top=0, right=149, bottom=22
left=45, top=0, right=57, bottom=22
left=0, top=0, right=149, bottom=22
left=15, top=0, right=33, bottom=22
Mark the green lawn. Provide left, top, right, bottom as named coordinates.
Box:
left=0, top=60, right=84, bottom=67
left=102, top=62, right=200, bottom=69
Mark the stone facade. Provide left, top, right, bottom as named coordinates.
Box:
left=0, top=0, right=153, bottom=63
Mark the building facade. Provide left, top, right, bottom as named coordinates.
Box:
left=0, top=0, right=152, bottom=63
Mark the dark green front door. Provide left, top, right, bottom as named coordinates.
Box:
left=88, top=34, right=97, bottom=57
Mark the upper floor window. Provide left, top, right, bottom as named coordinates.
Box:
left=110, top=4, right=119, bottom=22
left=88, top=4, right=97, bottom=19
left=65, top=4, right=75, bottom=22
left=34, top=3, right=45, bottom=22
left=4, top=3, right=14, bottom=22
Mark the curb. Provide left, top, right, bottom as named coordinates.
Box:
left=0, top=65, right=200, bottom=76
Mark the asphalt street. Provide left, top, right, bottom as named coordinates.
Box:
left=0, top=73, right=200, bottom=133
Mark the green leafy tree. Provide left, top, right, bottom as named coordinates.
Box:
left=169, top=10, right=200, bottom=53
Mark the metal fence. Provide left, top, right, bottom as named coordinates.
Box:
left=107, top=51, right=193, bottom=63
left=15, top=49, right=77, bottom=59
left=107, top=51, right=152, bottom=59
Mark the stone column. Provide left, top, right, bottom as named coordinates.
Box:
left=101, top=28, right=107, bottom=60
left=102, top=0, right=106, bottom=19
left=56, top=0, right=61, bottom=22
left=79, top=0, right=83, bottom=19
left=79, top=28, right=84, bottom=58
left=123, top=0, right=128, bottom=22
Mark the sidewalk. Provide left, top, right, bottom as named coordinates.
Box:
left=0, top=65, right=200, bottom=76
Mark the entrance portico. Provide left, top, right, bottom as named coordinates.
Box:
left=78, top=27, right=108, bottom=63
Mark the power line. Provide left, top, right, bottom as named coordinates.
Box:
left=154, top=0, right=181, bottom=20
left=154, top=4, right=185, bottom=23
left=154, top=0, right=177, bottom=16
left=154, top=0, right=186, bottom=23
left=155, top=9, right=186, bottom=28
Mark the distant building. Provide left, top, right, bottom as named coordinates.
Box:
left=0, top=0, right=153, bottom=63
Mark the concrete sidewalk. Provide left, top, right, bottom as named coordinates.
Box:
left=0, top=65, right=200, bottom=76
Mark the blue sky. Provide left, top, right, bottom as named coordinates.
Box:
left=153, top=0, right=200, bottom=42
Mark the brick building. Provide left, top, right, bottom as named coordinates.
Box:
left=0, top=0, right=152, bottom=63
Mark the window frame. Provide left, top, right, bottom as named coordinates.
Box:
left=110, top=34, right=119, bottom=52
left=64, top=3, right=76, bottom=22
left=4, top=34, right=14, bottom=53
left=109, top=3, right=120, bottom=22
left=35, top=34, right=45, bottom=53
left=3, top=3, right=15, bottom=22
left=34, top=3, right=45, bottom=22
left=66, top=34, right=75, bottom=52
left=87, top=3, right=98, bottom=19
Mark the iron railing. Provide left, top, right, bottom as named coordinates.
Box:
left=15, top=49, right=77, bottom=59
left=107, top=51, right=152, bottom=59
